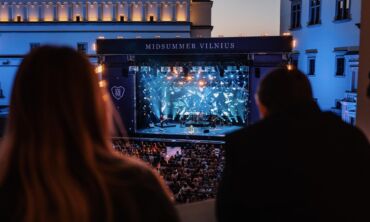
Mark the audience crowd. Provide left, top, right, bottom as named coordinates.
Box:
left=113, top=139, right=224, bottom=203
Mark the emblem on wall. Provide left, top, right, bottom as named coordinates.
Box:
left=111, top=86, right=125, bottom=100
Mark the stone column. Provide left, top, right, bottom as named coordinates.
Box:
left=23, top=4, right=28, bottom=22
left=112, top=3, right=117, bottom=21
left=127, top=2, right=132, bottom=21
left=172, top=2, right=176, bottom=21
left=157, top=1, right=161, bottom=21
left=53, top=3, right=58, bottom=21
left=142, top=3, right=146, bottom=21
left=68, top=2, right=73, bottom=21
left=39, top=3, right=44, bottom=21
left=83, top=2, right=87, bottom=21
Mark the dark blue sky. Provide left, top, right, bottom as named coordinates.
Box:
left=212, top=0, right=280, bottom=37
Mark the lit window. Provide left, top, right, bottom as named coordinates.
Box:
left=290, top=0, right=302, bottom=29
left=308, top=0, right=321, bottom=25
left=335, top=0, right=351, bottom=21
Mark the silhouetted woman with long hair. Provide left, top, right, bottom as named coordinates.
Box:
left=0, top=46, right=179, bottom=222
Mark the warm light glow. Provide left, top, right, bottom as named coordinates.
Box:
left=58, top=4, right=68, bottom=21
left=176, top=3, right=187, bottom=21
left=96, top=65, right=104, bottom=74
left=132, top=4, right=143, bottom=22
left=102, top=3, right=113, bottom=21
left=186, top=76, right=192, bottom=81
left=44, top=4, right=54, bottom=22
left=98, top=36, right=105, bottom=39
left=283, top=32, right=291, bottom=36
left=92, top=43, right=96, bottom=51
left=292, top=39, right=297, bottom=48
left=198, top=80, right=206, bottom=87
left=155, top=35, right=161, bottom=38
left=99, top=80, right=107, bottom=88
left=28, top=17, right=39, bottom=22
left=287, top=64, right=293, bottom=71
left=88, top=3, right=98, bottom=21
left=0, top=5, right=9, bottom=21
left=28, top=6, right=39, bottom=22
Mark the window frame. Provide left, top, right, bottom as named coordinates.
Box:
left=290, top=0, right=302, bottom=30
left=335, top=55, right=346, bottom=77
left=77, top=42, right=88, bottom=54
left=307, top=56, right=316, bottom=76
left=30, top=43, right=41, bottom=50
left=308, top=0, right=322, bottom=26
left=335, top=0, right=351, bottom=21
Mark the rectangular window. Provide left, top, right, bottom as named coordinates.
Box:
left=291, top=53, right=300, bottom=68
left=308, top=57, right=316, bottom=76
left=335, top=0, right=351, bottom=20
left=77, top=42, right=88, bottom=54
left=290, top=0, right=302, bottom=29
left=336, top=57, right=345, bottom=76
left=30, top=43, right=40, bottom=50
left=308, top=0, right=321, bottom=25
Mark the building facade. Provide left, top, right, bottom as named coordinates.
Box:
left=280, top=0, right=361, bottom=124
left=0, top=0, right=213, bottom=106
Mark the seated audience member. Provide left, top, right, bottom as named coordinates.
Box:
left=217, top=68, right=370, bottom=222
left=0, top=46, right=179, bottom=222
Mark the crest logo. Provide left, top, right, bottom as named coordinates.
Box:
left=111, top=86, right=125, bottom=100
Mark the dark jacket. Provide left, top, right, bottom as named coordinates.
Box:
left=217, top=103, right=370, bottom=222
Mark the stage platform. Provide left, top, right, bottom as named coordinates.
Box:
left=136, top=124, right=243, bottom=140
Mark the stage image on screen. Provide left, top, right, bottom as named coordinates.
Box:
left=136, top=65, right=250, bottom=137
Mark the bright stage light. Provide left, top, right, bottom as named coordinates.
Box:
left=198, top=80, right=206, bottom=87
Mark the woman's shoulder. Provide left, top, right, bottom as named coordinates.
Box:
left=106, top=155, right=180, bottom=222
left=109, top=155, right=159, bottom=182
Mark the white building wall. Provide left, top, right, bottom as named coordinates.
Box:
left=146, top=2, right=158, bottom=21
left=27, top=3, right=39, bottom=22
left=102, top=2, right=114, bottom=21
left=0, top=0, right=212, bottom=106
left=43, top=2, right=54, bottom=22
left=87, top=2, right=99, bottom=21
left=280, top=0, right=361, bottom=111
left=116, top=2, right=129, bottom=21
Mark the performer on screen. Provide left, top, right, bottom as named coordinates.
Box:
left=159, top=114, right=169, bottom=128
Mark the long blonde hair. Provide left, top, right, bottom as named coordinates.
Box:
left=0, top=46, right=119, bottom=222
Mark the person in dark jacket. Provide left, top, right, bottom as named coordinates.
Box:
left=217, top=68, right=370, bottom=222
left=0, top=46, right=179, bottom=222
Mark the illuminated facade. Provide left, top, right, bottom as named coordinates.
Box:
left=0, top=0, right=213, bottom=106
left=280, top=0, right=361, bottom=124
